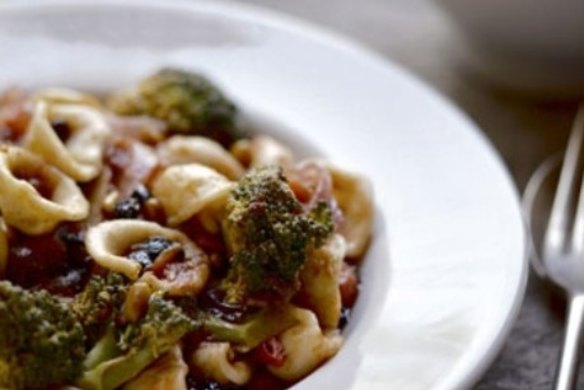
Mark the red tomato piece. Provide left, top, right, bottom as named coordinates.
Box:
left=255, top=337, right=287, bottom=367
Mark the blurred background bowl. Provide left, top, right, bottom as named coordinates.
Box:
left=436, top=0, right=584, bottom=96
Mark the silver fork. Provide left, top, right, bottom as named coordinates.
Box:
left=543, top=104, right=584, bottom=390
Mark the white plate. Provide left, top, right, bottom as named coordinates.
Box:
left=0, top=1, right=527, bottom=389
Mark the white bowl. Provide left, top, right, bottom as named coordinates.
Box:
left=0, top=1, right=527, bottom=389
left=436, top=0, right=584, bottom=95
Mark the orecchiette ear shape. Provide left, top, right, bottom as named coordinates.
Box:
left=33, top=88, right=101, bottom=107
left=300, top=234, right=346, bottom=329
left=328, top=163, right=373, bottom=258
left=268, top=307, right=342, bottom=381
left=0, top=146, right=89, bottom=235
left=250, top=136, right=294, bottom=167
left=85, top=220, right=205, bottom=280
left=24, top=101, right=111, bottom=182
left=152, top=163, right=235, bottom=226
left=231, top=136, right=294, bottom=168
left=123, top=346, right=188, bottom=390
left=157, top=135, right=245, bottom=180
left=191, top=342, right=252, bottom=386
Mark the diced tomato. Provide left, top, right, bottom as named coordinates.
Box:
left=7, top=234, right=68, bottom=288
left=254, top=337, right=287, bottom=367
left=0, top=88, right=31, bottom=142
left=287, top=161, right=345, bottom=229
left=288, top=178, right=312, bottom=203
left=180, top=217, right=226, bottom=254
left=4, top=108, right=30, bottom=137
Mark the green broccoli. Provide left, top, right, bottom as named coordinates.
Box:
left=108, top=68, right=243, bottom=146
left=71, top=273, right=129, bottom=345
left=202, top=306, right=298, bottom=349
left=0, top=281, right=86, bottom=389
left=77, top=292, right=196, bottom=390
left=222, top=165, right=334, bottom=302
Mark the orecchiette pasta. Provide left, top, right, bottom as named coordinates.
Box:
left=328, top=163, right=374, bottom=258
left=191, top=342, right=252, bottom=386
left=268, top=307, right=343, bottom=381
left=85, top=219, right=209, bottom=283
left=0, top=72, right=373, bottom=390
left=152, top=163, right=235, bottom=226
left=300, top=233, right=346, bottom=329
left=33, top=88, right=101, bottom=107
left=231, top=135, right=293, bottom=168
left=85, top=167, right=112, bottom=226
left=123, top=346, right=188, bottom=390
left=24, top=101, right=111, bottom=182
left=0, top=146, right=89, bottom=235
left=157, top=135, right=245, bottom=180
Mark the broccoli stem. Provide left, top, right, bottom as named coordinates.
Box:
left=77, top=293, right=195, bottom=390
left=78, top=342, right=162, bottom=390
left=203, top=306, right=298, bottom=349
left=83, top=326, right=120, bottom=371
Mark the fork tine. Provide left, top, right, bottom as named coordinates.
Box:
left=569, top=105, right=584, bottom=252
left=545, top=104, right=584, bottom=254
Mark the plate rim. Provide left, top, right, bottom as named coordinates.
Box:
left=0, top=0, right=529, bottom=388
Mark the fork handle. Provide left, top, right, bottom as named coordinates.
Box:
left=556, top=294, right=584, bottom=390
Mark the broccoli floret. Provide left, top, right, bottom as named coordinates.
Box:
left=78, top=292, right=196, bottom=390
left=71, top=273, right=129, bottom=344
left=222, top=165, right=334, bottom=302
left=108, top=68, right=243, bottom=146
left=117, top=292, right=195, bottom=352
left=0, top=281, right=86, bottom=389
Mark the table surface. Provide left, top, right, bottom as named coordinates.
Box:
left=244, top=0, right=581, bottom=389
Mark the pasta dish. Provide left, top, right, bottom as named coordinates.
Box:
left=0, top=69, right=373, bottom=390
